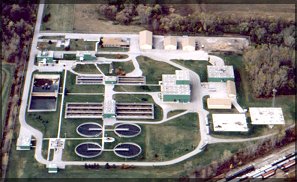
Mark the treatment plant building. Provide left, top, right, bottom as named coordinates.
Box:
left=159, top=70, right=191, bottom=103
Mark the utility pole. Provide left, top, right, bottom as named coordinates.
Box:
left=272, top=88, right=277, bottom=107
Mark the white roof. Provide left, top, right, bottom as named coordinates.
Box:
left=175, top=70, right=190, bottom=81
left=103, top=100, right=116, bottom=114
left=207, top=65, right=235, bottom=78
left=161, top=85, right=191, bottom=95
left=37, top=50, right=54, bottom=57
left=105, top=76, right=117, bottom=82
left=249, top=107, right=285, bottom=125
left=139, top=30, right=152, bottom=46
left=212, top=114, right=248, bottom=132
left=16, top=127, right=32, bottom=147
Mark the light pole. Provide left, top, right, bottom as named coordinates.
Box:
left=272, top=88, right=277, bottom=107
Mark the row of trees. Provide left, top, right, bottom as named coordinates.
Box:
left=2, top=4, right=37, bottom=63
left=243, top=44, right=295, bottom=97
left=97, top=3, right=295, bottom=49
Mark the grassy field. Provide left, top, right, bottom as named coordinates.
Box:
left=41, top=4, right=74, bottom=32
left=137, top=56, right=179, bottom=84
left=72, top=64, right=100, bottom=74
left=37, top=42, right=65, bottom=51
left=167, top=110, right=187, bottom=118
left=145, top=113, right=200, bottom=161
left=113, top=61, right=135, bottom=75
left=96, top=64, right=110, bottom=75
left=95, top=54, right=128, bottom=59
left=113, top=85, right=160, bottom=92
left=97, top=47, right=129, bottom=52
left=65, top=71, right=105, bottom=93
left=113, top=94, right=163, bottom=121
left=171, top=59, right=211, bottom=82
left=1, top=64, right=15, bottom=132
left=26, top=95, right=62, bottom=138
left=69, top=39, right=96, bottom=51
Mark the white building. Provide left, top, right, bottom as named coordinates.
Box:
left=139, top=30, right=152, bottom=50
left=212, top=114, right=248, bottom=132
left=164, top=36, right=177, bottom=50
left=182, top=36, right=195, bottom=51
left=249, top=107, right=285, bottom=125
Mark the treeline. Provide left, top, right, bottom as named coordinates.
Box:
left=243, top=44, right=295, bottom=97
left=2, top=4, right=37, bottom=63
left=97, top=2, right=295, bottom=49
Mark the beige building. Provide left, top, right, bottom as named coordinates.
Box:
left=102, top=37, right=129, bottom=47
left=207, top=98, right=232, bottom=109
left=182, top=36, right=195, bottom=51
left=226, top=80, right=236, bottom=98
left=139, top=30, right=153, bottom=50
left=164, top=36, right=177, bottom=50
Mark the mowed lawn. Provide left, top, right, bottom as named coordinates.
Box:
left=1, top=64, right=15, bottom=129
left=72, top=64, right=100, bottom=74
left=137, top=56, right=179, bottom=84
left=144, top=113, right=200, bottom=161
left=41, top=4, right=74, bottom=32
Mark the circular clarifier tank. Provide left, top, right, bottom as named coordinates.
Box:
left=113, top=142, right=142, bottom=158
left=114, top=123, right=141, bottom=138
left=75, top=142, right=102, bottom=158
left=76, top=122, right=102, bottom=137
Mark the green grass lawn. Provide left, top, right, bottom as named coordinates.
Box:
left=96, top=64, right=110, bottom=75
left=113, top=61, right=135, bottom=75
left=65, top=71, right=105, bottom=93
left=113, top=85, right=160, bottom=92
left=72, top=64, right=100, bottom=74
left=144, top=113, right=200, bottom=161
left=137, top=56, right=179, bottom=84
left=64, top=95, right=104, bottom=103
left=63, top=54, right=76, bottom=60
left=97, top=47, right=129, bottom=52
left=95, top=54, right=128, bottom=59
left=113, top=94, right=163, bottom=121
left=37, top=42, right=65, bottom=51
left=26, top=95, right=62, bottom=138
left=69, top=39, right=96, bottom=51
left=1, top=64, right=15, bottom=131
left=171, top=59, right=211, bottom=82
left=41, top=4, right=74, bottom=32
left=167, top=110, right=187, bottom=118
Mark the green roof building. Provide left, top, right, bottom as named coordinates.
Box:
left=104, top=76, right=117, bottom=84
left=207, top=65, right=234, bottom=82
left=160, top=71, right=191, bottom=103
left=76, top=51, right=96, bottom=61
left=37, top=50, right=54, bottom=63
left=103, top=100, right=116, bottom=118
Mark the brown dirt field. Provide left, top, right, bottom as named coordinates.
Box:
left=73, top=4, right=145, bottom=33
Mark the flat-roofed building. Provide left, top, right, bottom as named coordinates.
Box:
left=103, top=100, right=116, bottom=118
left=164, top=36, right=177, bottom=50
left=226, top=80, right=237, bottom=98
left=139, top=30, right=152, bottom=50
left=207, top=65, right=235, bottom=82
left=182, top=36, right=195, bottom=51
left=76, top=51, right=96, bottom=61
left=249, top=107, right=285, bottom=125
left=16, top=127, right=32, bottom=150
left=160, top=72, right=191, bottom=103
left=37, top=50, right=54, bottom=64
left=104, top=76, right=117, bottom=84
left=101, top=37, right=129, bottom=47
left=207, top=98, right=232, bottom=109
left=175, top=70, right=190, bottom=85
left=212, top=114, right=248, bottom=132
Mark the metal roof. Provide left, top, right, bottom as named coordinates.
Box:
left=175, top=70, right=190, bottom=81
left=139, top=30, right=152, bottom=46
